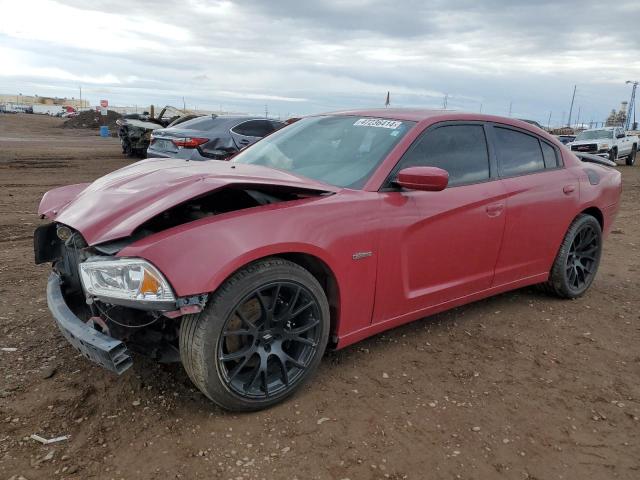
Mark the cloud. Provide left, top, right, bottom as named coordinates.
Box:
left=0, top=0, right=638, bottom=123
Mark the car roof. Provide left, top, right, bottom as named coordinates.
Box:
left=314, top=108, right=547, bottom=132
left=323, top=108, right=455, bottom=122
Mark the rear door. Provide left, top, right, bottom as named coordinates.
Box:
left=373, top=123, right=508, bottom=323
left=230, top=120, right=278, bottom=149
left=616, top=127, right=632, bottom=156
left=489, top=124, right=580, bottom=285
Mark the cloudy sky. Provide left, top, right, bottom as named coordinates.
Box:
left=1, top=0, right=639, bottom=125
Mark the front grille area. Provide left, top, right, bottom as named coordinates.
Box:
left=34, top=223, right=88, bottom=294
left=59, top=236, right=85, bottom=293
left=571, top=143, right=598, bottom=153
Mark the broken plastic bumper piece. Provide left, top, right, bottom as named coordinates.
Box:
left=46, top=272, right=132, bottom=375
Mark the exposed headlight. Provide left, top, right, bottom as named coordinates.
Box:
left=79, top=258, right=175, bottom=303
left=599, top=143, right=609, bottom=149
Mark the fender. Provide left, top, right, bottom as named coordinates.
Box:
left=37, top=183, right=90, bottom=219
left=119, top=191, right=382, bottom=339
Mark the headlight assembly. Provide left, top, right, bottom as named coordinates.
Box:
left=79, top=258, right=175, bottom=304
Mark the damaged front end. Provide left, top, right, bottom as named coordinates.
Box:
left=34, top=176, right=328, bottom=374
left=35, top=159, right=337, bottom=375
left=35, top=223, right=206, bottom=375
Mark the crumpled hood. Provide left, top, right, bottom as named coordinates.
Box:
left=41, top=158, right=337, bottom=245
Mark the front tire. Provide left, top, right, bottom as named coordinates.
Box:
left=626, top=145, right=637, bottom=166
left=609, top=148, right=617, bottom=163
left=180, top=258, right=330, bottom=411
left=545, top=214, right=602, bottom=299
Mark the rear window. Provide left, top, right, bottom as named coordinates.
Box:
left=175, top=116, right=217, bottom=131
left=540, top=141, right=558, bottom=168
left=494, top=127, right=545, bottom=177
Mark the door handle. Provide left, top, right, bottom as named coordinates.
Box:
left=239, top=138, right=250, bottom=145
left=485, top=203, right=504, bottom=217
left=563, top=185, right=576, bottom=194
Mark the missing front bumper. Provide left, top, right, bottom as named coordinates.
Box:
left=46, top=273, right=133, bottom=375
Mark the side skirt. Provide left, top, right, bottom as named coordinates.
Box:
left=335, top=272, right=548, bottom=349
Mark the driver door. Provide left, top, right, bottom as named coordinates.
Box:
left=372, top=123, right=507, bottom=324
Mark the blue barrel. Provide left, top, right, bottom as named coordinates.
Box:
left=99, top=126, right=110, bottom=137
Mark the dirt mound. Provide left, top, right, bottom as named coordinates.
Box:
left=63, top=109, right=122, bottom=131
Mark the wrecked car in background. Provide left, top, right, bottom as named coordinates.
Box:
left=147, top=116, right=285, bottom=161
left=116, top=106, right=202, bottom=158
left=36, top=109, right=621, bottom=411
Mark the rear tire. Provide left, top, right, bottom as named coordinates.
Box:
left=545, top=214, right=602, bottom=299
left=626, top=145, right=636, bottom=166
left=179, top=258, right=330, bottom=411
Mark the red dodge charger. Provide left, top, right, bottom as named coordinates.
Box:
left=36, top=109, right=622, bottom=410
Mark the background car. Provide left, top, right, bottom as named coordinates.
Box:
left=568, top=126, right=638, bottom=165
left=116, top=106, right=203, bottom=158
left=147, top=115, right=286, bottom=160
left=36, top=109, right=621, bottom=411
left=555, top=134, right=576, bottom=145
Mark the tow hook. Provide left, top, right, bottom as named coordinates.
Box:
left=164, top=294, right=209, bottom=319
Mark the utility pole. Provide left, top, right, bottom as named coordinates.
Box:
left=625, top=80, right=638, bottom=130
left=567, top=84, right=577, bottom=127
left=508, top=101, right=513, bottom=117
left=547, top=111, right=552, bottom=129
left=575, top=106, right=581, bottom=128
left=264, top=104, right=269, bottom=118
left=443, top=93, right=448, bottom=109
left=79, top=85, right=82, bottom=109
left=182, top=96, right=186, bottom=112
left=479, top=103, right=483, bottom=113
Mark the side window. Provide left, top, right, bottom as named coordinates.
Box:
left=271, top=121, right=286, bottom=131
left=494, top=127, right=545, bottom=177
left=394, top=125, right=490, bottom=186
left=540, top=141, right=558, bottom=168
left=233, top=120, right=275, bottom=137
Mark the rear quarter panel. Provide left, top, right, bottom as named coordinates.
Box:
left=575, top=162, right=622, bottom=236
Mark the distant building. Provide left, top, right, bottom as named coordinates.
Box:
left=0, top=94, right=90, bottom=109
left=606, top=101, right=628, bottom=127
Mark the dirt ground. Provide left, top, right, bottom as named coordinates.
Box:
left=0, top=113, right=638, bottom=480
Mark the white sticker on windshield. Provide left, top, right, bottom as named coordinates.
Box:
left=354, top=118, right=402, bottom=129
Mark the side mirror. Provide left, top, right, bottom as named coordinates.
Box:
left=395, top=166, right=449, bottom=192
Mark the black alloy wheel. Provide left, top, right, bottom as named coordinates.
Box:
left=565, top=223, right=599, bottom=291
left=179, top=258, right=330, bottom=411
left=545, top=214, right=602, bottom=299
left=218, top=281, right=322, bottom=399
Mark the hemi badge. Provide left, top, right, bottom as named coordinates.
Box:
left=352, top=251, right=373, bottom=260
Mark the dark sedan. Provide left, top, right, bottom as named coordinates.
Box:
left=147, top=115, right=285, bottom=161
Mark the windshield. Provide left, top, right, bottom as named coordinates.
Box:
left=575, top=129, right=613, bottom=140
left=232, top=115, right=415, bottom=188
